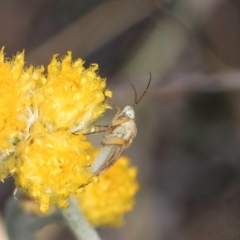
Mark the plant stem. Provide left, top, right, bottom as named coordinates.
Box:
left=60, top=198, right=102, bottom=240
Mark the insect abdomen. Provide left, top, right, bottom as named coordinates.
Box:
left=90, top=145, right=119, bottom=175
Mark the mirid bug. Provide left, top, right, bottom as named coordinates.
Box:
left=89, top=73, right=151, bottom=175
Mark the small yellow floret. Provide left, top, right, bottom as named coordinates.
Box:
left=77, top=155, right=139, bottom=226
left=104, top=89, right=112, bottom=98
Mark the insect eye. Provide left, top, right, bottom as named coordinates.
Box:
left=126, top=110, right=135, bottom=119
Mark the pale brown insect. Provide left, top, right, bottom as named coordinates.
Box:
left=89, top=73, right=152, bottom=175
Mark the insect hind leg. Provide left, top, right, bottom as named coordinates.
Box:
left=103, top=137, right=127, bottom=145
left=94, top=124, right=109, bottom=128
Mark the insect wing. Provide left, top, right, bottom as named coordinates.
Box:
left=90, top=144, right=125, bottom=175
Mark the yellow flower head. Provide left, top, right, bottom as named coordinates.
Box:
left=77, top=154, right=139, bottom=226
left=15, top=132, right=93, bottom=213
left=0, top=49, right=111, bottom=212
left=35, top=52, right=108, bottom=133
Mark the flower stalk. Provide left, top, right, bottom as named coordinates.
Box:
left=60, top=198, right=102, bottom=240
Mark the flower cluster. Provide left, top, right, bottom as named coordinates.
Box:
left=0, top=48, right=139, bottom=225
left=19, top=155, right=139, bottom=226
left=0, top=48, right=110, bottom=212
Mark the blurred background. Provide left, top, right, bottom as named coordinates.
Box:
left=1, top=0, right=240, bottom=239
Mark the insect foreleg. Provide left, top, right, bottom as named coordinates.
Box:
left=111, top=118, right=129, bottom=126
left=112, top=108, right=125, bottom=122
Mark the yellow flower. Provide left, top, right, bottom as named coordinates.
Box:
left=77, top=154, right=139, bottom=226
left=15, top=132, right=93, bottom=213
left=18, top=155, right=139, bottom=225
left=0, top=49, right=111, bottom=212
left=1, top=49, right=140, bottom=223
left=35, top=52, right=108, bottom=133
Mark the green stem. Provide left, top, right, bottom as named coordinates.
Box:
left=60, top=198, right=102, bottom=240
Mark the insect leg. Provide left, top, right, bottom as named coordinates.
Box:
left=111, top=118, right=129, bottom=127
left=94, top=124, right=109, bottom=128
left=83, top=125, right=110, bottom=135
left=111, top=108, right=124, bottom=122
left=103, top=137, right=128, bottom=145
left=83, top=129, right=106, bottom=135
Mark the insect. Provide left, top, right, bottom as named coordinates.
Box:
left=89, top=73, right=151, bottom=175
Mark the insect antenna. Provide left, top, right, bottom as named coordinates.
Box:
left=128, top=78, right=138, bottom=105
left=129, top=72, right=152, bottom=108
